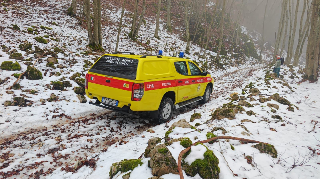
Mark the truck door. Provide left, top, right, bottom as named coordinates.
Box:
left=174, top=61, right=192, bottom=103
left=188, top=61, right=205, bottom=98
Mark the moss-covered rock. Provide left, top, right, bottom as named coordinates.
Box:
left=249, top=88, right=260, bottom=96
left=47, top=57, right=58, bottom=64
left=211, top=102, right=245, bottom=120
left=47, top=93, right=59, bottom=102
left=74, top=87, right=85, bottom=95
left=168, top=119, right=192, bottom=131
left=271, top=93, right=291, bottom=106
left=34, top=36, right=48, bottom=44
left=12, top=97, right=27, bottom=107
left=238, top=100, right=253, bottom=107
left=9, top=52, right=23, bottom=60
left=212, top=127, right=227, bottom=135
left=12, top=83, right=21, bottom=90
left=267, top=103, right=279, bottom=110
left=109, top=159, right=143, bottom=179
left=182, top=144, right=220, bottom=179
left=246, top=110, right=255, bottom=116
left=253, top=143, right=277, bottom=158
left=25, top=66, right=42, bottom=80
left=190, top=113, right=201, bottom=122
left=0, top=61, right=21, bottom=71
left=19, top=42, right=32, bottom=51
left=206, top=132, right=217, bottom=144
left=230, top=93, right=239, bottom=101
left=145, top=137, right=162, bottom=158
left=149, top=144, right=178, bottom=176
left=77, top=94, right=87, bottom=103
left=180, top=138, right=192, bottom=148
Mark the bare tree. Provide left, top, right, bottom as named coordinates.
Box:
left=280, top=0, right=289, bottom=57
left=154, top=0, right=161, bottom=39
left=185, top=0, right=190, bottom=54
left=129, top=0, right=146, bottom=40
left=286, top=0, right=300, bottom=64
left=71, top=0, right=77, bottom=16
left=85, top=0, right=93, bottom=45
left=260, top=0, right=269, bottom=59
left=115, top=0, right=126, bottom=52
left=293, top=0, right=310, bottom=66
left=217, top=0, right=226, bottom=58
left=305, top=0, right=320, bottom=81
left=86, top=0, right=102, bottom=50
left=166, top=0, right=172, bottom=32
left=274, top=0, right=287, bottom=61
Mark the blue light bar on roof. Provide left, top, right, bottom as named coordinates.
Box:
left=179, top=52, right=184, bottom=58
left=158, top=50, right=163, bottom=56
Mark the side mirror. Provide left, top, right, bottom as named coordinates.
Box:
left=202, top=71, right=208, bottom=76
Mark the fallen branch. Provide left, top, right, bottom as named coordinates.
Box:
left=9, top=58, right=39, bottom=90
left=177, top=136, right=267, bottom=179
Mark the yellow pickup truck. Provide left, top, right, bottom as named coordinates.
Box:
left=85, top=53, right=214, bottom=123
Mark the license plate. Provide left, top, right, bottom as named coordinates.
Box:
left=102, top=97, right=118, bottom=106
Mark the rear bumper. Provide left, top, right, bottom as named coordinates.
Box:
left=88, top=101, right=139, bottom=117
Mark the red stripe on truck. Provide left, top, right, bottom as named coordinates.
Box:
left=88, top=74, right=212, bottom=91
left=88, top=74, right=134, bottom=91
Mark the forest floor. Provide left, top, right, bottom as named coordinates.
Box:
left=0, top=0, right=319, bottom=179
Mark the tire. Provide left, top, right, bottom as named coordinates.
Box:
left=152, top=97, right=174, bottom=124
left=201, top=85, right=212, bottom=104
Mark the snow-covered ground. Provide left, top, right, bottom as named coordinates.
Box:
left=0, top=1, right=319, bottom=179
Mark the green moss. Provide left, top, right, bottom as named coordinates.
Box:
left=211, top=102, right=245, bottom=120
left=1, top=61, right=13, bottom=70
left=246, top=110, right=255, bottom=116
left=51, top=81, right=64, bottom=90
left=1, top=61, right=21, bottom=71
left=83, top=60, right=93, bottom=68
left=230, top=144, right=235, bottom=150
left=165, top=130, right=172, bottom=138
left=212, top=127, right=227, bottom=135
left=9, top=53, right=23, bottom=60
left=19, top=42, right=32, bottom=51
left=158, top=148, right=169, bottom=154
left=109, top=159, right=143, bottom=179
left=54, top=47, right=63, bottom=53
left=27, top=27, right=33, bottom=34
left=183, top=148, right=220, bottom=179
left=74, top=87, right=84, bottom=95
left=206, top=132, right=216, bottom=144
left=13, top=73, right=20, bottom=78
left=180, top=138, right=192, bottom=148
left=34, top=36, right=48, bottom=44
left=12, top=24, right=20, bottom=31
left=190, top=113, right=201, bottom=122
left=12, top=83, right=21, bottom=90
left=195, top=123, right=201, bottom=126
left=43, top=35, right=49, bottom=38
left=46, top=62, right=56, bottom=69
left=25, top=66, right=42, bottom=80
left=287, top=106, right=294, bottom=112
left=253, top=143, right=277, bottom=158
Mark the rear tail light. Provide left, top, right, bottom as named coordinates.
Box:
left=85, top=74, right=89, bottom=89
left=132, top=83, right=144, bottom=101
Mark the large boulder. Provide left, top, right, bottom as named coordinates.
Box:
left=148, top=144, right=179, bottom=177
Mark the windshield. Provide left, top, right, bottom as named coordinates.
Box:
left=89, top=55, right=138, bottom=80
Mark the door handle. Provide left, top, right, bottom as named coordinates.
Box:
left=178, top=81, right=183, bottom=83
left=106, top=80, right=111, bottom=83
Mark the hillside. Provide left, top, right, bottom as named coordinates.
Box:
left=0, top=0, right=319, bottom=179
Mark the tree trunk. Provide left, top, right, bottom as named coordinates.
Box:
left=274, top=0, right=287, bottom=62
left=86, top=0, right=93, bottom=45
left=93, top=0, right=99, bottom=46
left=260, top=0, right=269, bottom=59
left=154, top=0, right=161, bottom=39
left=293, top=0, right=309, bottom=66
left=98, top=0, right=102, bottom=45
left=115, top=0, right=126, bottom=52
left=217, top=0, right=226, bottom=58
left=286, top=0, right=300, bottom=65
left=166, top=0, right=172, bottom=32
left=185, top=0, right=190, bottom=54
left=129, top=0, right=139, bottom=40
left=134, top=0, right=146, bottom=40
left=280, top=0, right=289, bottom=57
left=305, top=0, right=320, bottom=81
left=72, top=0, right=77, bottom=16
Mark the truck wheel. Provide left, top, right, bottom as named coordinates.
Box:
left=154, top=97, right=174, bottom=124
left=201, top=85, right=212, bottom=104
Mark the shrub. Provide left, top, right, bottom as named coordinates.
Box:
left=12, top=62, right=21, bottom=70
left=51, top=81, right=64, bottom=90
left=34, top=36, right=48, bottom=44
left=25, top=66, right=42, bottom=80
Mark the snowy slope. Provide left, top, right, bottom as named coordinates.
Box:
left=0, top=1, right=319, bottom=179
